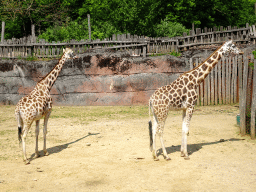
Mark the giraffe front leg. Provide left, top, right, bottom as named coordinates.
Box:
left=43, top=110, right=51, bottom=156
left=181, top=108, right=193, bottom=160
left=35, top=120, right=40, bottom=158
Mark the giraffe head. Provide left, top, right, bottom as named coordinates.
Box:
left=222, top=40, right=244, bottom=55
left=62, top=48, right=78, bottom=59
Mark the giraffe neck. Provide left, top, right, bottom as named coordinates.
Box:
left=32, top=54, right=67, bottom=94
left=186, top=43, right=225, bottom=84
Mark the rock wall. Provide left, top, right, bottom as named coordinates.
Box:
left=0, top=50, right=189, bottom=106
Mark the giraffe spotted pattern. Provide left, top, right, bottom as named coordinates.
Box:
left=148, top=40, right=243, bottom=161
left=15, top=48, right=77, bottom=164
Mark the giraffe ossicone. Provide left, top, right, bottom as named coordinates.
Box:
left=15, top=48, right=77, bottom=164
left=148, top=40, right=243, bottom=161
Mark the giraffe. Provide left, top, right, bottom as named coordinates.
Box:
left=148, top=39, right=243, bottom=161
left=15, top=48, right=77, bottom=164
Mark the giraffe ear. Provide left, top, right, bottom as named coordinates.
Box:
left=63, top=48, right=66, bottom=53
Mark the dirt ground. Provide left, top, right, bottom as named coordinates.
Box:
left=0, top=104, right=256, bottom=192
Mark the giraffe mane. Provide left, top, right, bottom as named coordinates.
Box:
left=179, top=41, right=226, bottom=77
left=37, top=52, right=66, bottom=84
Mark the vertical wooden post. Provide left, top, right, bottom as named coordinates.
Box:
left=143, top=45, right=146, bottom=57
left=251, top=59, right=256, bottom=139
left=192, top=23, right=195, bottom=36
left=87, top=14, right=91, bottom=41
left=1, top=21, right=5, bottom=43
left=241, top=53, right=248, bottom=135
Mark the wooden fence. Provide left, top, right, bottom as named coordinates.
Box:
left=191, top=52, right=255, bottom=139
left=238, top=52, right=256, bottom=139
left=190, top=55, right=242, bottom=106
left=0, top=23, right=255, bottom=58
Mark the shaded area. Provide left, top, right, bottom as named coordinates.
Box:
left=156, top=138, right=245, bottom=158
left=29, top=132, right=100, bottom=162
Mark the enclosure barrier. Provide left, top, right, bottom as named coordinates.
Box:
left=0, top=23, right=255, bottom=58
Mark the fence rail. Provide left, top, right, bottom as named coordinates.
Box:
left=0, top=23, right=255, bottom=58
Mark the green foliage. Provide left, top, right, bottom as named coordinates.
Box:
left=1, top=0, right=256, bottom=41
left=149, top=51, right=181, bottom=57
left=155, top=18, right=190, bottom=37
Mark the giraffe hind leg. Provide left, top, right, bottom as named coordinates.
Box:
left=151, top=118, right=159, bottom=161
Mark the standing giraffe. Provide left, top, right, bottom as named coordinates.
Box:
left=15, top=48, right=77, bottom=164
left=148, top=40, right=243, bottom=161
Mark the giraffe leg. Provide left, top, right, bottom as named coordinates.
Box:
left=43, top=110, right=51, bottom=156
left=151, top=117, right=159, bottom=161
left=181, top=108, right=193, bottom=160
left=157, top=121, right=171, bottom=160
left=21, top=126, right=30, bottom=164
left=159, top=131, right=171, bottom=160
left=35, top=120, right=40, bottom=158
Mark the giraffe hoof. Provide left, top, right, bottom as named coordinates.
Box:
left=165, top=157, right=171, bottom=161
left=24, top=159, right=30, bottom=165
left=153, top=158, right=160, bottom=161
left=184, top=156, right=190, bottom=160
left=44, top=151, right=49, bottom=156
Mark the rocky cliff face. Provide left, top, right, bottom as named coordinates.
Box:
left=1, top=45, right=249, bottom=106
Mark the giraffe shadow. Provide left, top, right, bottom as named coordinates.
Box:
left=156, top=138, right=244, bottom=157
left=29, top=133, right=100, bottom=162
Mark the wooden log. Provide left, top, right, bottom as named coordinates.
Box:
left=240, top=54, right=249, bottom=135
left=214, top=63, right=218, bottom=105
left=222, top=57, right=226, bottom=104
left=218, top=59, right=222, bottom=104
left=251, top=59, right=256, bottom=139
left=211, top=67, right=215, bottom=105
left=234, top=56, right=238, bottom=103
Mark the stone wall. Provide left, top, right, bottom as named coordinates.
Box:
left=0, top=50, right=189, bottom=106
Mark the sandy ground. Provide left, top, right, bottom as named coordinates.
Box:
left=0, top=104, right=256, bottom=192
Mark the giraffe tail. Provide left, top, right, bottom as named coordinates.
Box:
left=16, top=111, right=22, bottom=143
left=18, top=126, right=22, bottom=143
left=149, top=100, right=153, bottom=151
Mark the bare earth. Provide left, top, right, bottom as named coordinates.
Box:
left=0, top=105, right=256, bottom=192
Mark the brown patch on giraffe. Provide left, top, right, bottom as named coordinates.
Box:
left=212, top=52, right=218, bottom=59
left=165, top=99, right=169, bottom=105
left=184, top=78, right=189, bottom=85
left=183, top=87, right=187, bottom=94
left=169, top=95, right=173, bottom=100
left=199, top=72, right=203, bottom=77
left=177, top=89, right=182, bottom=96
left=207, top=59, right=213, bottom=64
left=170, top=89, right=175, bottom=94
left=187, top=83, right=194, bottom=90
left=182, top=95, right=187, bottom=101
left=201, top=64, right=208, bottom=71
left=191, top=70, right=198, bottom=77
left=189, top=75, right=193, bottom=81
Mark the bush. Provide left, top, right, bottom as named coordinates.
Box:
left=154, top=18, right=190, bottom=38
left=38, top=19, right=124, bottom=42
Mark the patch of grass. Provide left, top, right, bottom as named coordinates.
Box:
left=149, top=51, right=181, bottom=57
left=50, top=106, right=148, bottom=123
